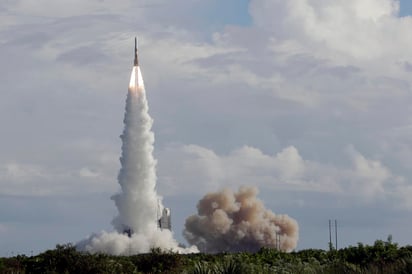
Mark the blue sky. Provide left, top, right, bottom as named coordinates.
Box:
left=1, top=0, right=412, bottom=256
left=400, top=0, right=412, bottom=16
left=202, top=0, right=251, bottom=27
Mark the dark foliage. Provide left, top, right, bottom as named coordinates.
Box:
left=2, top=239, right=412, bottom=274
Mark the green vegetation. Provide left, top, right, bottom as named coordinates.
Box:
left=2, top=239, right=412, bottom=274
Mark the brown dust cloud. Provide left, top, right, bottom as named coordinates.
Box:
left=184, top=186, right=299, bottom=253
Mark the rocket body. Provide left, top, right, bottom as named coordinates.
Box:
left=129, top=37, right=144, bottom=91
left=134, top=37, right=138, bottom=67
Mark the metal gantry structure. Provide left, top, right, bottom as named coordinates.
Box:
left=329, top=219, right=338, bottom=251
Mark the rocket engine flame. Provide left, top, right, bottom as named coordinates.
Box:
left=128, top=66, right=144, bottom=91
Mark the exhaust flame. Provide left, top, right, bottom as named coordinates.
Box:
left=184, top=186, right=299, bottom=253
left=129, top=66, right=145, bottom=91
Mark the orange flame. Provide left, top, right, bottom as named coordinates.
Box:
left=128, top=66, right=145, bottom=94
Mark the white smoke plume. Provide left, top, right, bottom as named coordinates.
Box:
left=111, top=66, right=158, bottom=235
left=184, top=186, right=299, bottom=253
left=77, top=63, right=197, bottom=255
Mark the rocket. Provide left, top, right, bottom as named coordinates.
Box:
left=134, top=37, right=138, bottom=67
left=128, top=36, right=144, bottom=89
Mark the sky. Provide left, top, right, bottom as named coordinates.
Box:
left=1, top=0, right=412, bottom=256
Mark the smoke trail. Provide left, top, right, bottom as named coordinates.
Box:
left=77, top=63, right=197, bottom=255
left=110, top=66, right=159, bottom=234
left=184, top=186, right=299, bottom=253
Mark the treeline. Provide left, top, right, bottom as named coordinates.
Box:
left=1, top=238, right=412, bottom=273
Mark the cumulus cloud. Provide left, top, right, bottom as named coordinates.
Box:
left=3, top=162, right=45, bottom=181
left=6, top=0, right=137, bottom=18
left=249, top=0, right=411, bottom=60
left=189, top=0, right=412, bottom=113
left=0, top=158, right=116, bottom=197
left=345, top=146, right=391, bottom=199
left=158, top=144, right=408, bottom=207
left=158, top=144, right=334, bottom=195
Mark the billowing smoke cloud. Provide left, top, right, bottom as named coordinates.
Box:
left=184, top=186, right=299, bottom=253
left=77, top=229, right=192, bottom=255
left=77, top=64, right=197, bottom=255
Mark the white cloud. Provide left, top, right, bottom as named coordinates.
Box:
left=249, top=0, right=411, bottom=61
left=0, top=146, right=118, bottom=197
left=4, top=162, right=45, bottom=181
left=5, top=0, right=136, bottom=18
left=274, top=146, right=306, bottom=180
left=157, top=143, right=412, bottom=208
left=79, top=167, right=100, bottom=178
left=345, top=146, right=390, bottom=199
